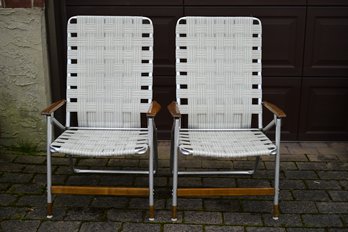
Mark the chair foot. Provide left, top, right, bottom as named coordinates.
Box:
left=273, top=204, right=280, bottom=220
left=171, top=206, right=177, bottom=221
left=47, top=203, right=53, bottom=218
left=149, top=205, right=155, bottom=221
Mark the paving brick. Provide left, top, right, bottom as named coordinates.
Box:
left=286, top=229, right=325, bottom=232
left=77, top=158, right=109, bottom=166
left=280, top=180, right=306, bottom=190
left=281, top=201, right=318, bottom=214
left=242, top=200, right=273, bottom=213
left=98, top=175, right=135, bottom=186
left=0, top=172, right=33, bottom=183
left=80, top=222, right=121, bottom=232
left=91, top=196, right=129, bottom=208
left=0, top=194, right=17, bottom=206
left=15, top=155, right=46, bottom=164
left=264, top=161, right=297, bottom=170
left=184, top=211, right=223, bottom=224
left=203, top=199, right=241, bottom=212
left=292, top=190, right=330, bottom=201
left=0, top=207, right=27, bottom=220
left=328, top=229, right=348, bottom=232
left=307, top=154, right=338, bottom=162
left=237, top=179, right=272, bottom=187
left=205, top=225, right=244, bottom=232
left=262, top=213, right=303, bottom=227
left=316, top=202, right=348, bottom=213
left=296, top=162, right=327, bottom=171
left=224, top=212, right=263, bottom=226
left=329, top=191, right=348, bottom=201
left=66, top=175, right=100, bottom=186
left=148, top=209, right=183, bottom=223
left=8, top=183, right=44, bottom=194
left=202, top=177, right=236, bottom=187
left=134, top=176, right=167, bottom=187
left=302, top=214, right=343, bottom=227
left=0, top=163, right=25, bottom=172
left=284, top=170, right=318, bottom=179
left=65, top=207, right=105, bottom=221
left=24, top=206, right=65, bottom=220
left=38, top=221, right=81, bottom=232
left=121, top=222, right=161, bottom=232
left=107, top=158, right=139, bottom=167
left=0, top=220, right=40, bottom=232
left=326, top=162, right=348, bottom=171
left=246, top=227, right=286, bottom=232
left=340, top=181, right=348, bottom=190
left=163, top=224, right=203, bottom=232
left=23, top=164, right=47, bottom=173
left=54, top=195, right=92, bottom=207
left=107, top=209, right=143, bottom=222
left=175, top=198, right=203, bottom=210
left=317, top=171, right=348, bottom=180
left=16, top=195, right=46, bottom=207
left=305, top=180, right=342, bottom=190
left=128, top=198, right=166, bottom=210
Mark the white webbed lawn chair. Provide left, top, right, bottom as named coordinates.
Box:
left=168, top=17, right=286, bottom=220
left=41, top=16, right=160, bottom=220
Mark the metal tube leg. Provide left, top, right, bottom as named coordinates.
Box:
left=46, top=116, right=53, bottom=218
left=273, top=118, right=281, bottom=220
left=171, top=119, right=180, bottom=221
left=148, top=118, right=155, bottom=221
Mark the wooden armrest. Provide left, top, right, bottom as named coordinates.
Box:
left=262, top=101, right=286, bottom=118
left=167, top=101, right=181, bottom=118
left=147, top=101, right=161, bottom=117
left=41, top=100, right=66, bottom=116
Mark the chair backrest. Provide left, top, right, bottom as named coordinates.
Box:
left=176, top=17, right=263, bottom=129
left=66, top=16, right=153, bottom=128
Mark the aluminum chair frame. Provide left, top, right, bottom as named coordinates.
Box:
left=169, top=17, right=286, bottom=221
left=41, top=16, right=160, bottom=221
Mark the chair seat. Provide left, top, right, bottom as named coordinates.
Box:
left=179, top=130, right=276, bottom=157
left=51, top=129, right=149, bottom=157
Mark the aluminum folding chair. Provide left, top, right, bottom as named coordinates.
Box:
left=168, top=17, right=286, bottom=221
left=41, top=16, right=160, bottom=220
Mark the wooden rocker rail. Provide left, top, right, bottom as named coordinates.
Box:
left=177, top=187, right=275, bottom=197
left=51, top=186, right=149, bottom=196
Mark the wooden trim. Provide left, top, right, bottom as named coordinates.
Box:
left=147, top=101, right=161, bottom=117
left=47, top=203, right=53, bottom=216
left=171, top=206, right=177, bottom=220
left=273, top=204, right=280, bottom=218
left=167, top=101, right=181, bottom=118
left=51, top=186, right=149, bottom=196
left=149, top=205, right=155, bottom=219
left=177, top=187, right=275, bottom=197
left=41, top=99, right=66, bottom=116
left=263, top=101, right=286, bottom=118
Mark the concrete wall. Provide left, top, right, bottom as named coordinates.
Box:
left=0, top=8, right=50, bottom=150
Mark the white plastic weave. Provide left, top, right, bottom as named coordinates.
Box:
left=176, top=17, right=262, bottom=129
left=66, top=16, right=153, bottom=128
left=175, top=17, right=275, bottom=158
left=179, top=130, right=276, bottom=157
left=51, top=129, right=148, bottom=157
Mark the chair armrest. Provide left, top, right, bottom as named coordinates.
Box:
left=147, top=101, right=161, bottom=117
left=262, top=101, right=286, bottom=118
left=167, top=101, right=181, bottom=118
left=41, top=100, right=66, bottom=116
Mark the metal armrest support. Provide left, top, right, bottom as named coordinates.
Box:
left=41, top=100, right=66, bottom=116
left=147, top=101, right=161, bottom=118
left=168, top=101, right=181, bottom=118
left=262, top=101, right=286, bottom=118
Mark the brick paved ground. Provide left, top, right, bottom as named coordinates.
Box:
left=0, top=141, right=347, bottom=231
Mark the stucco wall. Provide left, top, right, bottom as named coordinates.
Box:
left=0, top=8, right=50, bottom=150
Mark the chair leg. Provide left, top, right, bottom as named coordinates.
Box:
left=148, top=118, right=155, bottom=221
left=46, top=117, right=53, bottom=219
left=273, top=118, right=282, bottom=220
left=171, top=119, right=180, bottom=222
